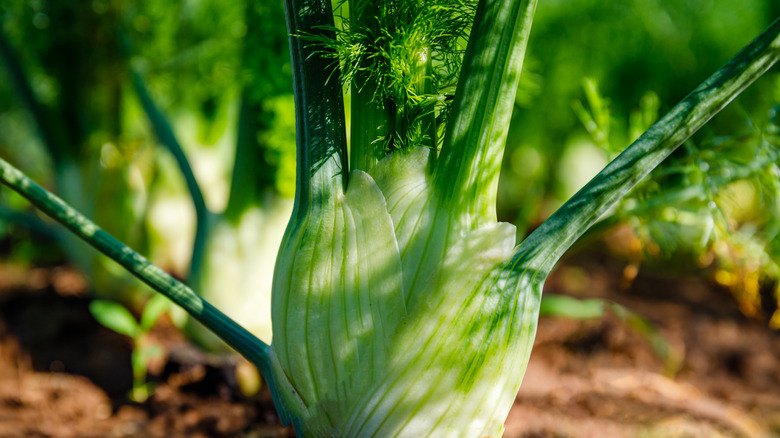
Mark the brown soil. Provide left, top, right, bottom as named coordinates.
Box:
left=0, top=250, right=778, bottom=438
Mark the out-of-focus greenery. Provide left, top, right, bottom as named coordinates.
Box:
left=1, top=0, right=153, bottom=295
left=494, top=0, right=780, bottom=325
left=568, top=72, right=780, bottom=326
left=499, top=0, right=779, bottom=230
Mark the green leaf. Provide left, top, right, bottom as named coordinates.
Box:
left=89, top=300, right=141, bottom=339
left=539, top=294, right=605, bottom=319
left=140, top=294, right=171, bottom=332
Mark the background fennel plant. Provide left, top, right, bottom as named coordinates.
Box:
left=0, top=0, right=295, bottom=348
left=0, top=0, right=779, bottom=437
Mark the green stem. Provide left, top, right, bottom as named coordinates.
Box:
left=285, top=0, right=348, bottom=223
left=517, top=16, right=780, bottom=275
left=435, top=0, right=537, bottom=230
left=0, top=157, right=258, bottom=353
left=349, top=78, right=388, bottom=172
left=130, top=71, right=212, bottom=284
left=0, top=155, right=296, bottom=417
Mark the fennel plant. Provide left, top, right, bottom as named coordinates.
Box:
left=124, top=1, right=296, bottom=348
left=1, top=0, right=779, bottom=436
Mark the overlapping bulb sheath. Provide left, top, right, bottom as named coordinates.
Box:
left=271, top=149, right=542, bottom=437
left=270, top=0, right=541, bottom=434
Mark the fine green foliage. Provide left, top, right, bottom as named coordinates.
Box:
left=574, top=76, right=780, bottom=325
left=305, top=0, right=476, bottom=152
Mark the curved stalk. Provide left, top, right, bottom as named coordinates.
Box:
left=284, top=0, right=348, bottom=220
left=0, top=156, right=293, bottom=419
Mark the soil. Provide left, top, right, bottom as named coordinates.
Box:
left=0, top=245, right=778, bottom=437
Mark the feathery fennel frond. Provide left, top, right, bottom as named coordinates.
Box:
left=303, top=0, right=476, bottom=152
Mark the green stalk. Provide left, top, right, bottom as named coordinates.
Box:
left=0, top=155, right=300, bottom=419
left=0, top=158, right=258, bottom=354
left=349, top=78, right=389, bottom=172
left=435, top=0, right=537, bottom=230
left=272, top=0, right=349, bottom=423
left=0, top=159, right=259, bottom=357
left=382, top=0, right=538, bottom=308
left=284, top=0, right=348, bottom=219
left=517, top=16, right=780, bottom=275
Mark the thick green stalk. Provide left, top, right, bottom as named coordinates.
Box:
left=272, top=2, right=348, bottom=427
left=349, top=78, right=389, bottom=172
left=0, top=156, right=296, bottom=414
left=284, top=0, right=348, bottom=222
left=434, top=0, right=537, bottom=230
left=383, top=0, right=538, bottom=308
left=517, top=16, right=780, bottom=274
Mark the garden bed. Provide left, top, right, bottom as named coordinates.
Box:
left=0, top=250, right=778, bottom=438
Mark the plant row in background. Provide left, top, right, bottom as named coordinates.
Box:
left=0, top=0, right=297, bottom=398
